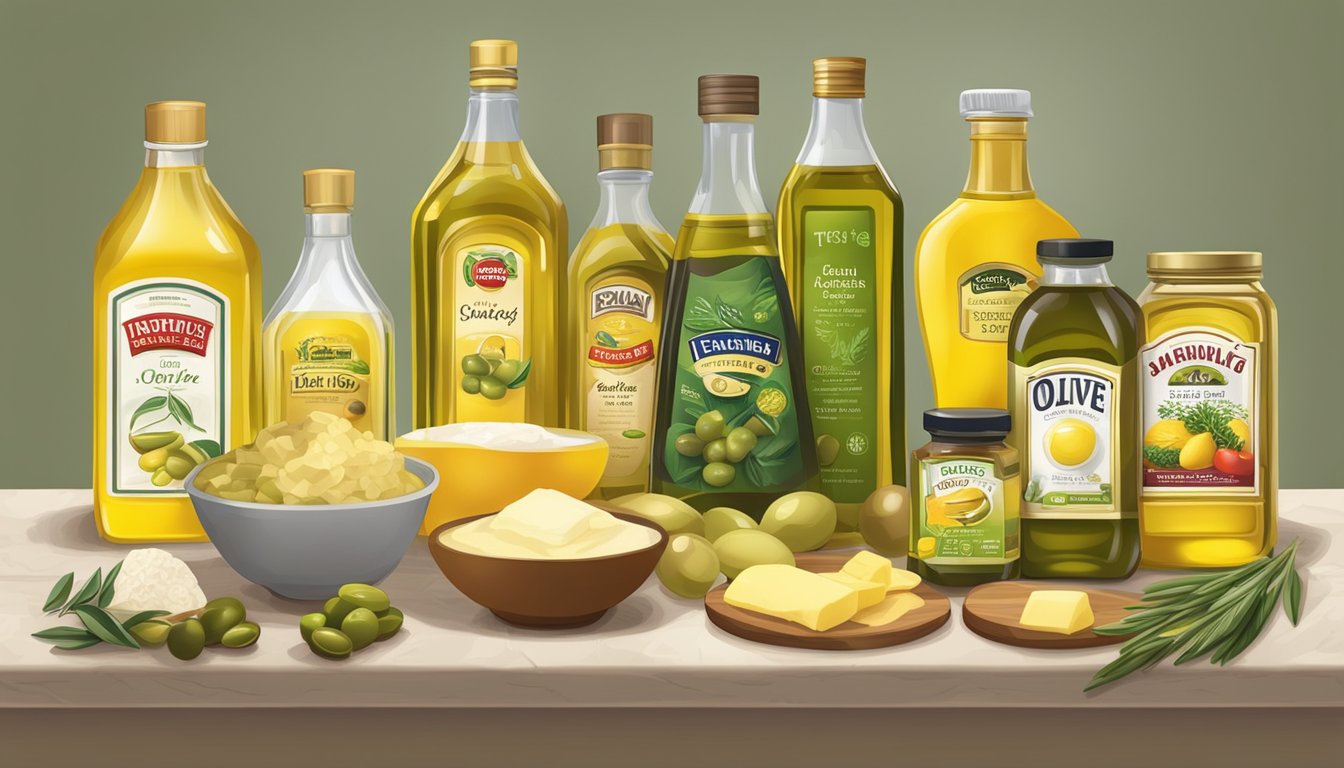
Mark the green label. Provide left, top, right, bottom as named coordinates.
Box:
left=662, top=258, right=807, bottom=493
left=801, top=209, right=877, bottom=504
left=915, top=458, right=1016, bottom=565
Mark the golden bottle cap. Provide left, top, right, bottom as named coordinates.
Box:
left=813, top=57, right=866, bottom=98
left=597, top=113, right=653, bottom=171
left=1147, top=251, right=1262, bottom=278
left=303, top=168, right=354, bottom=213
left=699, top=74, right=759, bottom=118
left=470, top=39, right=518, bottom=88
left=145, top=100, right=206, bottom=144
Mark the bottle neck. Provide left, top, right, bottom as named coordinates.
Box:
left=795, top=98, right=879, bottom=167
left=962, top=118, right=1035, bottom=199
left=144, top=142, right=205, bottom=168
left=590, top=169, right=659, bottom=229
left=1042, top=262, right=1113, bottom=286
left=690, top=119, right=767, bottom=215
left=460, top=88, right=522, bottom=145
left=305, top=212, right=352, bottom=239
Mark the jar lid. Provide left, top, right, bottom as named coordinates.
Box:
left=1147, top=251, right=1262, bottom=278
left=1038, top=238, right=1113, bottom=264
left=923, top=408, right=1011, bottom=439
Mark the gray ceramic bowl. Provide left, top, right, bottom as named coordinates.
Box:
left=184, top=457, right=438, bottom=600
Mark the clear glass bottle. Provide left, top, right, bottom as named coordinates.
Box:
left=93, top=101, right=262, bottom=542
left=567, top=114, right=672, bottom=498
left=777, top=57, right=905, bottom=530
left=263, top=169, right=394, bottom=439
left=411, top=39, right=566, bottom=429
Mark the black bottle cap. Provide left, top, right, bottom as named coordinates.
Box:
left=923, top=408, right=1011, bottom=440
left=1037, top=238, right=1114, bottom=264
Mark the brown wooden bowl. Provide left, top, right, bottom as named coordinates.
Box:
left=427, top=505, right=668, bottom=629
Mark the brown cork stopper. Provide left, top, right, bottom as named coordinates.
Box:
left=597, top=113, right=653, bottom=171
left=698, top=74, right=759, bottom=117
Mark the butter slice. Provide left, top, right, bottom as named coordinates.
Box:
left=1019, top=590, right=1094, bottom=635
left=725, top=564, right=859, bottom=632
left=841, top=550, right=893, bottom=585
left=887, top=569, right=921, bottom=592
left=490, top=488, right=602, bottom=546
left=821, top=572, right=887, bottom=609
left=852, top=592, right=925, bottom=627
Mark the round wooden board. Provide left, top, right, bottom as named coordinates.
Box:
left=704, top=552, right=950, bottom=651
left=962, top=581, right=1141, bottom=649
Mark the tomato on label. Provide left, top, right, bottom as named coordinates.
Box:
left=1213, top=448, right=1255, bottom=476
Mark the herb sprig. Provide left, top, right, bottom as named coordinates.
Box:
left=32, top=561, right=169, bottom=651
left=1086, top=540, right=1303, bottom=691
left=1156, top=399, right=1247, bottom=451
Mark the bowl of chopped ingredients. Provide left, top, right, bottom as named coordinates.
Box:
left=185, top=412, right=439, bottom=599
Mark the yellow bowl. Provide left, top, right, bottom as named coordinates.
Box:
left=395, top=424, right=609, bottom=535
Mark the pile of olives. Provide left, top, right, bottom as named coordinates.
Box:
left=130, top=430, right=212, bottom=487
left=674, top=410, right=767, bottom=488
left=460, top=353, right=528, bottom=401
left=129, top=595, right=260, bottom=661
left=300, top=583, right=404, bottom=660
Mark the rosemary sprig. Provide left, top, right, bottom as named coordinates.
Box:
left=1086, top=540, right=1304, bottom=691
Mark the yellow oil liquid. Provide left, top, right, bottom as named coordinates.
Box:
left=93, top=155, right=261, bottom=542
left=411, top=139, right=566, bottom=428
left=263, top=312, right=393, bottom=438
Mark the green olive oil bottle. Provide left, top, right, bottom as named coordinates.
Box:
left=651, top=75, right=818, bottom=516
left=1007, top=239, right=1142, bottom=578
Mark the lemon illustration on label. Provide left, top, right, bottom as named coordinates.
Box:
left=1044, top=417, right=1096, bottom=468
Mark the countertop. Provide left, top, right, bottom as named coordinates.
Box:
left=1, top=489, right=1340, bottom=709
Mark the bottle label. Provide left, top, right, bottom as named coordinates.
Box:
left=451, top=244, right=528, bottom=421
left=958, top=264, right=1037, bottom=342
left=662, top=258, right=808, bottom=493
left=584, top=276, right=658, bottom=481
left=1015, top=359, right=1121, bottom=519
left=915, top=458, right=1015, bottom=564
left=801, top=208, right=878, bottom=503
left=279, top=317, right=382, bottom=435
left=1140, top=328, right=1259, bottom=494
left=107, top=279, right=228, bottom=495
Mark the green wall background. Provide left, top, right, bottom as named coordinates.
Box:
left=1, top=0, right=1340, bottom=488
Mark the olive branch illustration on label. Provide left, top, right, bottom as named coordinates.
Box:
left=129, top=388, right=204, bottom=435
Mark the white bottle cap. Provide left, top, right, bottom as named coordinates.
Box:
left=959, top=89, right=1033, bottom=118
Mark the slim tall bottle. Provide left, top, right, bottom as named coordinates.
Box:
left=915, top=89, right=1078, bottom=409
left=567, top=114, right=672, bottom=498
left=652, top=75, right=817, bottom=517
left=264, top=170, right=394, bottom=438
left=93, top=101, right=262, bottom=542
left=778, top=57, right=904, bottom=530
left=411, top=39, right=566, bottom=429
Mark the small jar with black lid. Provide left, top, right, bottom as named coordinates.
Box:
left=909, top=408, right=1020, bottom=586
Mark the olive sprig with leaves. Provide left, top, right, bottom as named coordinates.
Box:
left=130, top=386, right=203, bottom=435
left=32, top=560, right=168, bottom=650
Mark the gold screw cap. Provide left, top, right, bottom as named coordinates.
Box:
left=303, top=169, right=354, bottom=213
left=597, top=113, right=653, bottom=171
left=813, top=57, right=866, bottom=98
left=1147, top=251, right=1262, bottom=278
left=145, top=101, right=206, bottom=144
left=698, top=74, right=759, bottom=118
left=470, top=39, right=518, bottom=88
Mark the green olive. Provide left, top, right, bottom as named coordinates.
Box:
left=129, top=431, right=183, bottom=455
left=713, top=529, right=795, bottom=580
left=701, top=462, right=736, bottom=488
left=167, top=618, right=206, bottom=661
left=200, top=597, right=247, bottom=645
left=324, top=597, right=358, bottom=628
left=376, top=607, right=404, bottom=641
left=129, top=620, right=171, bottom=647
left=461, top=354, right=492, bottom=377
left=703, top=506, right=757, bottom=542
left=694, top=410, right=726, bottom=442
left=674, top=433, right=705, bottom=457
left=461, top=375, right=482, bottom=395
left=221, top=621, right=260, bottom=649
left=724, top=427, right=758, bottom=463
left=340, top=607, right=380, bottom=651
left=759, top=491, right=837, bottom=552
left=493, top=359, right=521, bottom=384
left=300, top=612, right=327, bottom=643
left=655, top=533, right=720, bottom=599
left=703, top=438, right=728, bottom=464
left=338, top=583, right=390, bottom=613
left=859, top=484, right=911, bottom=557
left=309, top=627, right=353, bottom=660
left=610, top=493, right=705, bottom=536
left=164, top=450, right=196, bottom=480
left=478, top=377, right=508, bottom=400
left=816, top=434, right=841, bottom=467
left=139, top=446, right=171, bottom=472
left=622, top=429, right=646, bottom=439
left=150, top=467, right=174, bottom=486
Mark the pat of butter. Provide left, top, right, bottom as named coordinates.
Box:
left=821, top=572, right=887, bottom=609
left=490, top=488, right=603, bottom=546
left=1019, top=590, right=1095, bottom=635
left=852, top=592, right=925, bottom=627
left=887, top=569, right=921, bottom=592
left=725, top=564, right=859, bottom=632
left=841, top=550, right=893, bottom=585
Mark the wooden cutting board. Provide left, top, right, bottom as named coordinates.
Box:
left=962, top=581, right=1142, bottom=649
left=704, top=552, right=950, bottom=651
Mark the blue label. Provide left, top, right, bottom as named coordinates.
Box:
left=687, top=330, right=782, bottom=365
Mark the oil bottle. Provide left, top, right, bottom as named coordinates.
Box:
left=652, top=75, right=817, bottom=517
left=411, top=39, right=566, bottom=429
left=93, top=101, right=261, bottom=542
left=567, top=114, right=672, bottom=498
left=264, top=170, right=394, bottom=439
left=915, top=89, right=1078, bottom=409
left=777, top=57, right=904, bottom=531
left=1008, top=239, right=1141, bottom=579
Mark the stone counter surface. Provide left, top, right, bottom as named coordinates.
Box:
left=1, top=489, right=1340, bottom=709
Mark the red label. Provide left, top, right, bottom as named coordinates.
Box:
left=471, top=258, right=510, bottom=290
left=122, top=312, right=214, bottom=356
left=588, top=340, right=654, bottom=366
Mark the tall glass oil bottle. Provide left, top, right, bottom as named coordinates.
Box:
left=915, top=89, right=1078, bottom=409
left=567, top=114, right=672, bottom=498
left=1007, top=239, right=1141, bottom=579
left=778, top=57, right=904, bottom=530
left=264, top=170, right=394, bottom=439
left=652, top=75, right=817, bottom=517
left=411, top=39, right=566, bottom=429
left=93, top=101, right=261, bottom=542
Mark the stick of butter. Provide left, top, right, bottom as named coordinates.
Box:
left=1019, top=590, right=1095, bottom=635
left=821, top=572, right=887, bottom=609
left=841, top=550, right=892, bottom=585
left=489, top=488, right=603, bottom=547
left=852, top=592, right=925, bottom=627
left=725, top=564, right=859, bottom=632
